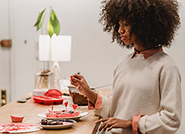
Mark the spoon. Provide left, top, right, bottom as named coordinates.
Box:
left=17, top=97, right=32, bottom=103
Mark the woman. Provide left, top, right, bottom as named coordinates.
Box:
left=71, top=0, right=182, bottom=133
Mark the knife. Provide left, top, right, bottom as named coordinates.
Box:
left=17, top=97, right=32, bottom=103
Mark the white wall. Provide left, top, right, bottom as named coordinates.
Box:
left=164, top=1, right=185, bottom=133
left=9, top=0, right=130, bottom=101
left=0, top=0, right=11, bottom=103
left=1, top=0, right=185, bottom=133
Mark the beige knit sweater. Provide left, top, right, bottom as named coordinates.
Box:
left=95, top=51, right=181, bottom=134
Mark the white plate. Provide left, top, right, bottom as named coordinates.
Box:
left=0, top=123, right=40, bottom=133
left=37, top=119, right=76, bottom=129
left=38, top=111, right=88, bottom=120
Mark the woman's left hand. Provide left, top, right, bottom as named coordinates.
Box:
left=95, top=117, right=132, bottom=132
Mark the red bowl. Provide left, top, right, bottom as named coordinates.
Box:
left=10, top=115, right=24, bottom=122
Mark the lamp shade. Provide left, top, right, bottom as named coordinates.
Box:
left=39, top=35, right=50, bottom=61
left=39, top=35, right=72, bottom=61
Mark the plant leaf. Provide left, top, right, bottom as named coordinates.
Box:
left=34, top=8, right=46, bottom=31
left=34, top=8, right=46, bottom=26
left=47, top=9, right=60, bottom=36
left=47, top=20, right=54, bottom=37
left=52, top=9, right=60, bottom=35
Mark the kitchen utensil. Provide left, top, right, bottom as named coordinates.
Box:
left=17, top=97, right=32, bottom=103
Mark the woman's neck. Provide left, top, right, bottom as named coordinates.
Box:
left=134, top=42, right=148, bottom=52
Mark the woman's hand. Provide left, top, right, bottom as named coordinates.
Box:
left=70, top=74, right=97, bottom=104
left=95, top=117, right=132, bottom=132
left=70, top=74, right=91, bottom=96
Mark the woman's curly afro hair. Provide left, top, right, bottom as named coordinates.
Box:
left=99, top=0, right=181, bottom=49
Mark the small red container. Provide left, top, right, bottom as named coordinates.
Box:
left=10, top=115, right=24, bottom=122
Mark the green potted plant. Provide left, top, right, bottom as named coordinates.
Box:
left=34, top=7, right=61, bottom=90
left=34, top=7, right=60, bottom=37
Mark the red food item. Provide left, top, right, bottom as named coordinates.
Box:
left=10, top=115, right=24, bottom=122
left=64, top=101, right=68, bottom=107
left=70, top=75, right=73, bottom=80
left=72, top=104, right=78, bottom=110
left=45, top=105, right=80, bottom=118
left=57, top=112, right=79, bottom=117
left=70, top=76, right=74, bottom=88
left=45, top=113, right=57, bottom=118
left=45, top=111, right=80, bottom=118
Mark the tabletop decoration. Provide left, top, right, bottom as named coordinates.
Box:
left=10, top=115, right=24, bottom=122
left=45, top=105, right=79, bottom=118
left=38, top=119, right=76, bottom=130
left=72, top=104, right=78, bottom=113
left=64, top=101, right=68, bottom=112
left=0, top=123, right=40, bottom=133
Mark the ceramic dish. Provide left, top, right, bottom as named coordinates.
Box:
left=38, top=111, right=88, bottom=120
left=0, top=123, right=40, bottom=133
left=37, top=119, right=76, bottom=129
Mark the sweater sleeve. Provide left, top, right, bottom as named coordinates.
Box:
left=87, top=91, right=113, bottom=118
left=132, top=115, right=144, bottom=134
left=93, top=94, right=112, bottom=118
left=138, top=65, right=182, bottom=134
left=92, top=64, right=119, bottom=118
left=88, top=93, right=102, bottom=110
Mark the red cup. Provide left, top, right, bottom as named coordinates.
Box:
left=10, top=115, right=24, bottom=122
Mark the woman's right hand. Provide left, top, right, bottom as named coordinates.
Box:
left=70, top=74, right=91, bottom=97
left=70, top=74, right=97, bottom=104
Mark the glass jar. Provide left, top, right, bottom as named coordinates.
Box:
left=35, top=70, right=54, bottom=89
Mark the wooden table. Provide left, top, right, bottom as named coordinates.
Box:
left=0, top=89, right=110, bottom=134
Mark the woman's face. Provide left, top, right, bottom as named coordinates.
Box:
left=118, top=21, right=135, bottom=45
